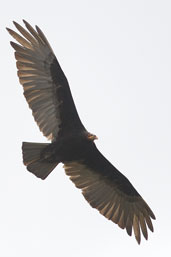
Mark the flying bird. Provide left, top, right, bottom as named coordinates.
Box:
left=7, top=20, right=155, bottom=244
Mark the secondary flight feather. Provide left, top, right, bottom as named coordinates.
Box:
left=7, top=20, right=155, bottom=244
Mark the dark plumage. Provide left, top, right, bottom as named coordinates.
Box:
left=7, top=20, right=155, bottom=244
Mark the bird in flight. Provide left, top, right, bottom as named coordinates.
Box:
left=7, top=20, right=155, bottom=244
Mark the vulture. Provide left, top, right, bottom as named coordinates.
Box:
left=7, top=20, right=155, bottom=244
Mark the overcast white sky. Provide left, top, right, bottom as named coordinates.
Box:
left=1, top=0, right=171, bottom=256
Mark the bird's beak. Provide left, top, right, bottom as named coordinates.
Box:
left=88, top=134, right=98, bottom=141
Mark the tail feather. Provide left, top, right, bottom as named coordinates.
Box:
left=22, top=142, right=58, bottom=179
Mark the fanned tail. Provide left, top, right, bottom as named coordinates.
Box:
left=22, top=142, right=58, bottom=179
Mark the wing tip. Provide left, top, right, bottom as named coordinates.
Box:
left=22, top=19, right=29, bottom=27
left=6, top=27, right=12, bottom=34
left=13, top=20, right=17, bottom=26
left=151, top=212, right=156, bottom=220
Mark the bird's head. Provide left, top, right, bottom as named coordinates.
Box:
left=87, top=132, right=98, bottom=141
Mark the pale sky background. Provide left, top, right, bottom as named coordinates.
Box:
left=1, top=0, right=171, bottom=256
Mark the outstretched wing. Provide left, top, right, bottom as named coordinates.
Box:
left=64, top=143, right=155, bottom=244
left=7, top=20, right=85, bottom=141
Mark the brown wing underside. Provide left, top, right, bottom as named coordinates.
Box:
left=7, top=20, right=85, bottom=141
left=64, top=155, right=155, bottom=244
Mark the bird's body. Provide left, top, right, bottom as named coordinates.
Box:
left=42, top=131, right=95, bottom=163
left=7, top=20, right=155, bottom=244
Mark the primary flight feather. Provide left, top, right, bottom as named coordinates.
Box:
left=7, top=20, right=155, bottom=244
